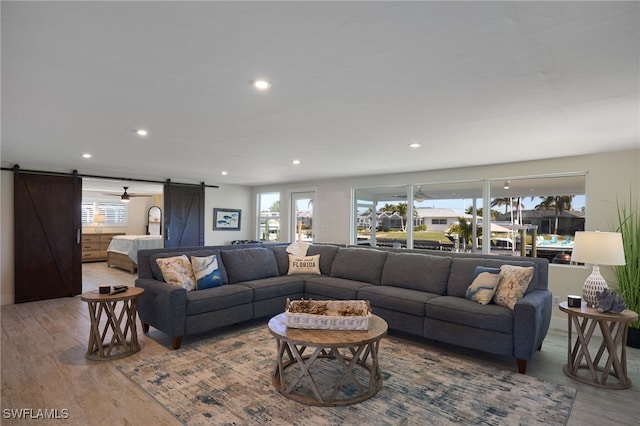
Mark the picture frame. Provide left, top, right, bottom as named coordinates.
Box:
left=213, top=208, right=241, bottom=230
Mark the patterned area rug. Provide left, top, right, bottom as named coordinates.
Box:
left=117, top=324, right=575, bottom=425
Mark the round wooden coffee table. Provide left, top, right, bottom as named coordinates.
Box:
left=268, top=313, right=388, bottom=406
left=81, top=287, right=144, bottom=360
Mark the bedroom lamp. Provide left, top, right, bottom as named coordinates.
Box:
left=94, top=214, right=105, bottom=234
left=570, top=231, right=625, bottom=308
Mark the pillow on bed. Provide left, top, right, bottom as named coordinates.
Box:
left=156, top=255, right=196, bottom=291
left=191, top=255, right=223, bottom=290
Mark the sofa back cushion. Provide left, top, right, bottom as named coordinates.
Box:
left=447, top=257, right=539, bottom=298
left=381, top=252, right=451, bottom=294
left=270, top=244, right=339, bottom=276
left=150, top=249, right=228, bottom=284
left=330, top=247, right=388, bottom=285
left=220, top=247, right=279, bottom=284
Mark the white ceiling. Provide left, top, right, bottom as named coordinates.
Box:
left=2, top=1, right=639, bottom=189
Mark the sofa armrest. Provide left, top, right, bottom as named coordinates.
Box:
left=135, top=278, right=187, bottom=338
left=513, top=289, right=553, bottom=360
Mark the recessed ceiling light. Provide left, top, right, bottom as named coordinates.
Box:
left=408, top=143, right=421, bottom=149
left=221, top=171, right=228, bottom=176
left=82, top=153, right=92, bottom=159
left=136, top=129, right=148, bottom=136
left=253, top=79, right=271, bottom=90
left=292, top=159, right=301, bottom=165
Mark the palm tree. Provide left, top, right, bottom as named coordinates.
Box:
left=395, top=202, right=408, bottom=232
left=535, top=196, right=574, bottom=234
left=491, top=197, right=515, bottom=214
left=465, top=207, right=500, bottom=220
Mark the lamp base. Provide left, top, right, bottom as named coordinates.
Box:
left=95, top=225, right=103, bottom=234
left=582, top=265, right=608, bottom=308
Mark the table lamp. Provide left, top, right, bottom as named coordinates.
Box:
left=94, top=214, right=105, bottom=234
left=570, top=231, right=625, bottom=308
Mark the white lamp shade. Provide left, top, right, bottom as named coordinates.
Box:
left=570, top=231, right=625, bottom=266
left=93, top=214, right=106, bottom=223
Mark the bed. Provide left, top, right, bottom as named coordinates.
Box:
left=107, top=235, right=164, bottom=273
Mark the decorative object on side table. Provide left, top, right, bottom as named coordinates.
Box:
left=612, top=193, right=640, bottom=347
left=570, top=230, right=625, bottom=308
left=595, top=289, right=626, bottom=313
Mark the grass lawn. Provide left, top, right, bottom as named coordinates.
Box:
left=358, top=230, right=449, bottom=242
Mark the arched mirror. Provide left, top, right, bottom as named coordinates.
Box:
left=148, top=206, right=162, bottom=235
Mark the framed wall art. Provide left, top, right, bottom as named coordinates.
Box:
left=213, top=208, right=241, bottom=230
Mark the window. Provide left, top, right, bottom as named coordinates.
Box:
left=257, top=192, right=281, bottom=241
left=352, top=174, right=585, bottom=260
left=82, top=199, right=127, bottom=225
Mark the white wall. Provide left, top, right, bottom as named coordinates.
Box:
left=252, top=149, right=640, bottom=326
left=205, top=184, right=254, bottom=245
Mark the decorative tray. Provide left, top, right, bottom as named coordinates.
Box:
left=284, top=299, right=371, bottom=330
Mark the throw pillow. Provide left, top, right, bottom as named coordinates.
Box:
left=493, top=264, right=535, bottom=310
left=156, top=255, right=196, bottom=291
left=465, top=266, right=501, bottom=305
left=191, top=255, right=223, bottom=290
left=286, top=241, right=310, bottom=257
left=287, top=254, right=321, bottom=275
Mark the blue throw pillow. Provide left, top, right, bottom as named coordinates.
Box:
left=465, top=266, right=501, bottom=305
left=191, top=255, right=223, bottom=290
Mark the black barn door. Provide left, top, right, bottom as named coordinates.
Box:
left=14, top=172, right=82, bottom=303
left=163, top=183, right=204, bottom=247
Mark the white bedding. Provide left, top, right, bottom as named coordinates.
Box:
left=107, top=235, right=163, bottom=264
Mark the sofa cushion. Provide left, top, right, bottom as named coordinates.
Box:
left=426, top=296, right=513, bottom=334
left=447, top=257, right=538, bottom=298
left=185, top=284, right=253, bottom=316
left=271, top=244, right=339, bottom=276
left=465, top=266, right=501, bottom=305
left=156, top=255, right=196, bottom=291
left=304, top=276, right=374, bottom=300
left=493, top=265, right=535, bottom=310
left=287, top=254, right=321, bottom=275
left=191, top=255, right=223, bottom=290
left=239, top=276, right=306, bottom=302
left=381, top=252, right=451, bottom=294
left=330, top=248, right=388, bottom=285
left=150, top=249, right=228, bottom=284
left=358, top=286, right=439, bottom=316
left=220, top=248, right=279, bottom=284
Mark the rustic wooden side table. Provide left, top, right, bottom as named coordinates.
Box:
left=268, top=313, right=388, bottom=406
left=81, top=287, right=144, bottom=360
left=559, top=301, right=638, bottom=389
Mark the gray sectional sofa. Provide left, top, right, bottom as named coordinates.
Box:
left=135, top=243, right=552, bottom=374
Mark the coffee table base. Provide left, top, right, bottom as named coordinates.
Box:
left=272, top=340, right=383, bottom=406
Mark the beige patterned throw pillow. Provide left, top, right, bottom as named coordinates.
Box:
left=156, top=255, right=197, bottom=291
left=465, top=267, right=501, bottom=305
left=493, top=265, right=534, bottom=310
left=287, top=254, right=321, bottom=275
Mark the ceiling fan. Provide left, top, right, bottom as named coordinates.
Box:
left=104, top=186, right=153, bottom=203
left=392, top=186, right=432, bottom=202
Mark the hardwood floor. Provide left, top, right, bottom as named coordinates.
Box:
left=1, top=261, right=638, bottom=425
